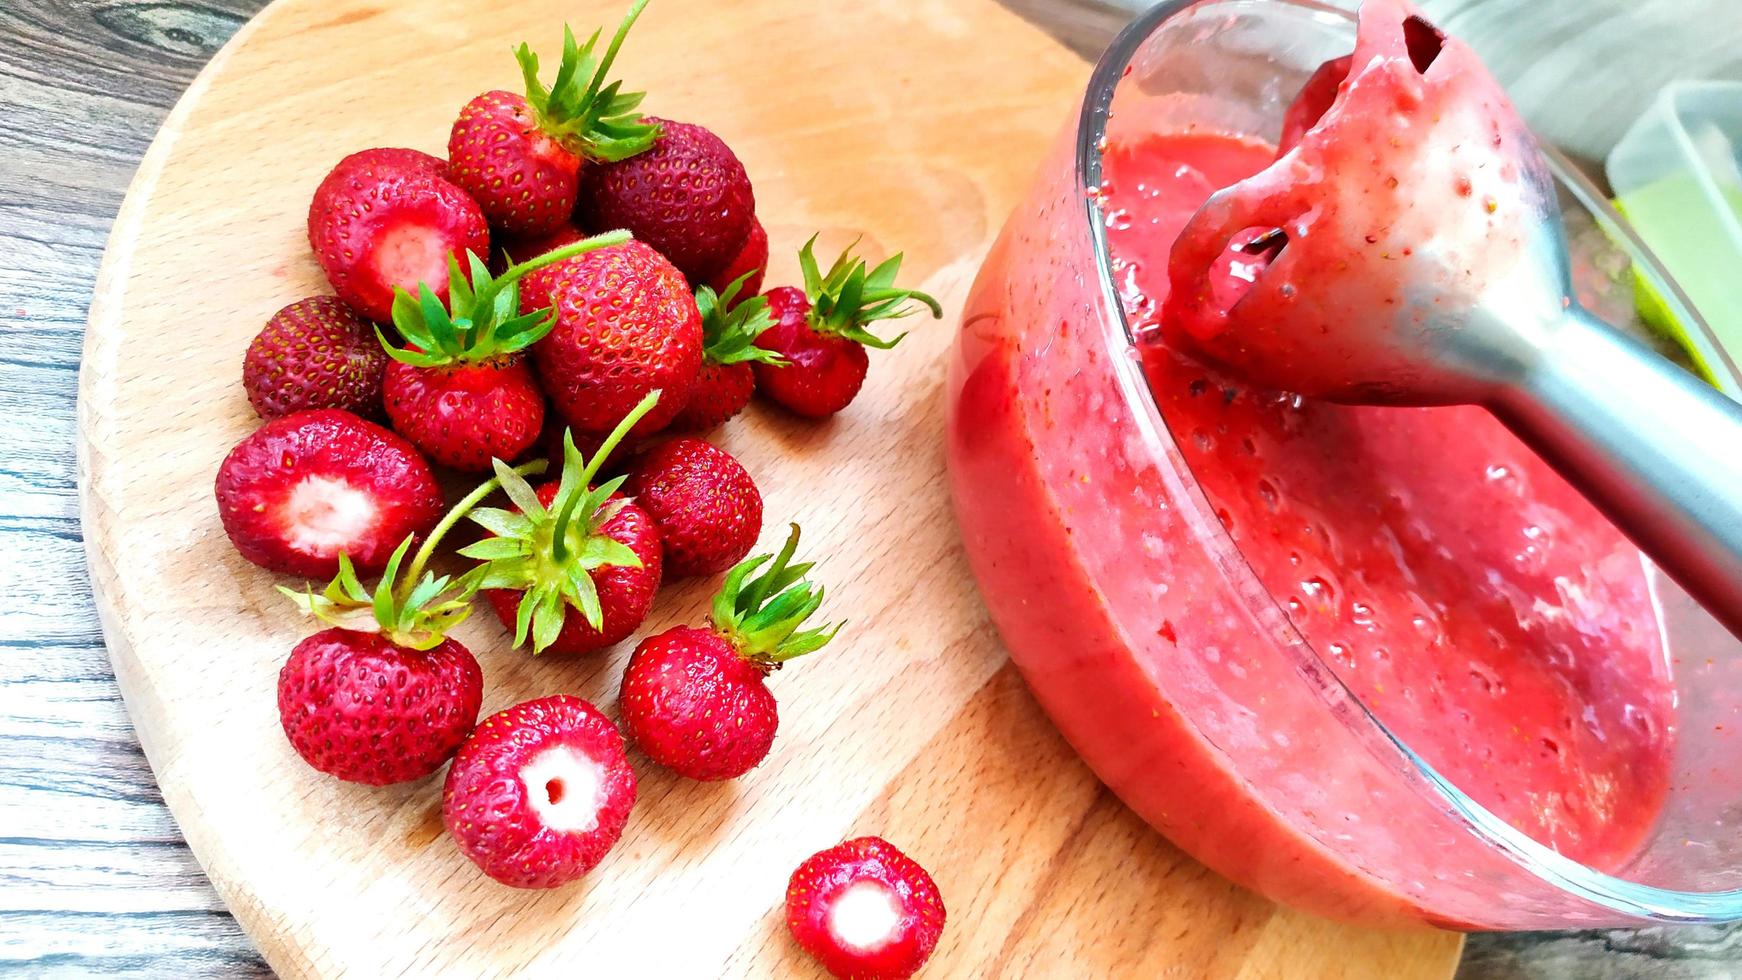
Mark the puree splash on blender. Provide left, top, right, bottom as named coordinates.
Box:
left=948, top=0, right=1679, bottom=926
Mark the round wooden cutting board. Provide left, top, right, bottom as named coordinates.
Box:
left=77, top=0, right=1464, bottom=974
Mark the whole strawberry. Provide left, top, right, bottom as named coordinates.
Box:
left=275, top=466, right=538, bottom=784
left=703, top=217, right=768, bottom=301
left=447, top=3, right=659, bottom=236
left=619, top=525, right=837, bottom=780
left=755, top=238, right=942, bottom=418
left=671, top=273, right=783, bottom=430
left=443, top=694, right=637, bottom=888
left=215, top=409, right=444, bottom=578
left=531, top=239, right=702, bottom=436
left=464, top=393, right=665, bottom=654
left=380, top=233, right=626, bottom=471
left=576, top=117, right=754, bottom=283
left=308, top=149, right=489, bottom=324
left=625, top=437, right=762, bottom=577
left=786, top=837, right=946, bottom=979
left=243, top=296, right=388, bottom=419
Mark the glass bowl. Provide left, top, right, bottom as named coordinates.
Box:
left=945, top=0, right=1742, bottom=929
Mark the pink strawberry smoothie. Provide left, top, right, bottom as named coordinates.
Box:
left=947, top=0, right=1677, bottom=926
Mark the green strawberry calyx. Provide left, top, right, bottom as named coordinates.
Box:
left=278, top=459, right=550, bottom=650
left=798, top=235, right=944, bottom=349
left=459, top=390, right=661, bottom=653
left=382, top=231, right=629, bottom=368
left=697, top=272, right=785, bottom=368
left=711, top=523, right=842, bottom=670
left=515, top=0, right=661, bottom=164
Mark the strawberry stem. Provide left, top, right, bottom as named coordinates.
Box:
left=400, top=458, right=550, bottom=597
left=549, top=390, right=661, bottom=565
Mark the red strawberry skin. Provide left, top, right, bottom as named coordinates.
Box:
left=619, top=625, right=777, bottom=780
left=704, top=217, right=769, bottom=301
left=243, top=296, right=387, bottom=419
left=442, top=694, right=637, bottom=888
left=214, top=409, right=445, bottom=578
left=493, top=222, right=586, bottom=278
left=531, top=240, right=702, bottom=436
left=786, top=837, right=947, bottom=980
left=485, top=482, right=663, bottom=654
left=754, top=287, right=870, bottom=418
left=448, top=90, right=582, bottom=237
left=575, top=118, right=754, bottom=283
left=383, top=357, right=545, bottom=472
left=309, top=148, right=448, bottom=216
left=625, top=438, right=762, bottom=577
left=278, top=628, right=482, bottom=785
left=672, top=361, right=755, bottom=431
left=308, top=152, right=489, bottom=323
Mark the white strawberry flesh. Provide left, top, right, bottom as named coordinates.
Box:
left=281, top=475, right=379, bottom=556
left=522, top=745, right=608, bottom=834
left=829, top=880, right=903, bottom=953
left=370, top=222, right=452, bottom=298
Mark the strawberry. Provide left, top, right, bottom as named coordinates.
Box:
left=215, top=409, right=444, bottom=578
left=309, top=149, right=489, bottom=324
left=274, top=464, right=543, bottom=784
left=530, top=239, right=702, bottom=436
left=754, top=238, right=942, bottom=418
left=443, top=694, right=637, bottom=888
left=243, top=296, right=388, bottom=419
left=786, top=837, right=946, bottom=980
left=670, top=273, right=783, bottom=430
left=703, top=217, right=768, bottom=301
left=575, top=117, right=754, bottom=283
left=463, top=394, right=665, bottom=654
left=380, top=233, right=626, bottom=471
left=492, top=222, right=585, bottom=276
left=447, top=3, right=659, bottom=237
left=619, top=525, right=837, bottom=780
left=625, top=437, right=762, bottom=577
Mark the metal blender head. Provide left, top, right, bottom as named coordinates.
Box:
left=1160, top=0, right=1742, bottom=638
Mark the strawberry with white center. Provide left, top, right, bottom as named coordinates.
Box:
left=446, top=3, right=659, bottom=236
left=380, top=232, right=626, bottom=471
left=463, top=392, right=664, bottom=654
left=754, top=238, right=942, bottom=418
left=619, top=525, right=836, bottom=780
left=215, top=409, right=445, bottom=578
left=308, top=148, right=489, bottom=324
left=442, top=693, right=637, bottom=888
left=786, top=836, right=946, bottom=979
left=275, top=466, right=534, bottom=784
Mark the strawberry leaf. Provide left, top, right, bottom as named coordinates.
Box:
left=514, top=1, right=660, bottom=163
left=696, top=274, right=785, bottom=367
left=796, top=236, right=943, bottom=348
left=712, top=524, right=841, bottom=666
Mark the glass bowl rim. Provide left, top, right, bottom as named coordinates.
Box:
left=1073, top=0, right=1742, bottom=922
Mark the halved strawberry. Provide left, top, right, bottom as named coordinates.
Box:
left=463, top=393, right=665, bottom=654
left=786, top=837, right=946, bottom=979
left=672, top=273, right=783, bottom=430
left=443, top=694, right=637, bottom=888
left=531, top=239, right=702, bottom=436
left=447, top=3, right=659, bottom=236
left=309, top=150, right=489, bottom=323
left=575, top=117, right=754, bottom=283
left=214, top=409, right=444, bottom=578
left=380, top=234, right=625, bottom=471
left=243, top=296, right=388, bottom=419
left=754, top=238, right=941, bottom=418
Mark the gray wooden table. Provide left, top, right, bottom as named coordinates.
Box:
left=3, top=0, right=1740, bottom=975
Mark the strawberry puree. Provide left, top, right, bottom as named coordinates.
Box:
left=948, top=79, right=1675, bottom=928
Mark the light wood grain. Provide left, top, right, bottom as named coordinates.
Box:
left=69, top=0, right=1470, bottom=975
left=10, top=0, right=1737, bottom=975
